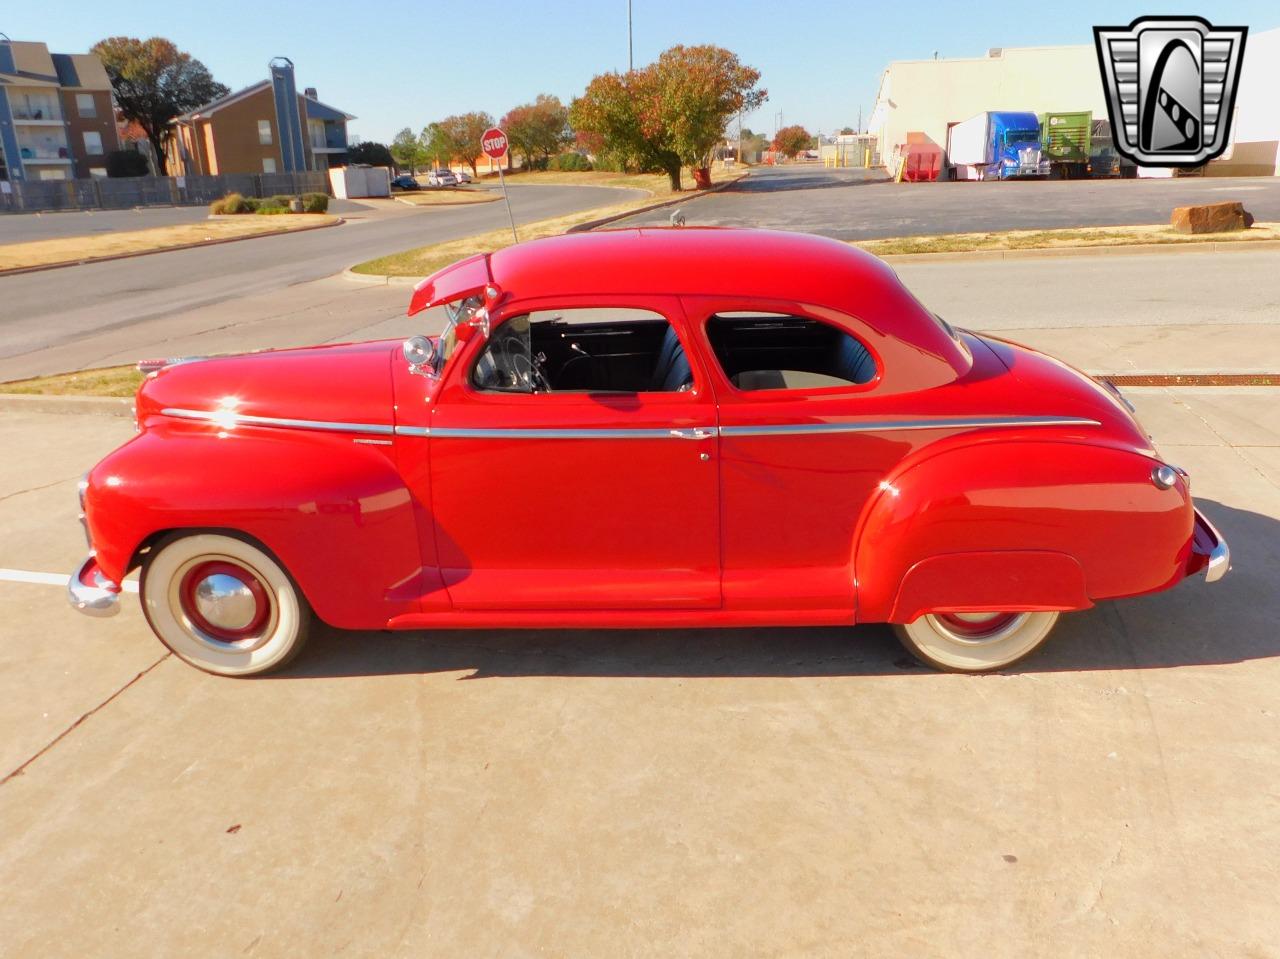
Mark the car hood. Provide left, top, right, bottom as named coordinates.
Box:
left=135, top=341, right=398, bottom=431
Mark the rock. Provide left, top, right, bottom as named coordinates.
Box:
left=1170, top=201, right=1255, bottom=234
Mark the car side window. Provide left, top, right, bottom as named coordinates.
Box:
left=705, top=312, right=877, bottom=391
left=472, top=308, right=695, bottom=394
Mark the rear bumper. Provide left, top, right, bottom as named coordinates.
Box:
left=1188, top=508, right=1230, bottom=583
left=67, top=554, right=122, bottom=617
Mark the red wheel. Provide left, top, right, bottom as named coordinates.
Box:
left=893, top=611, right=1060, bottom=672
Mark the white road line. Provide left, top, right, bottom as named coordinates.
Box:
left=0, top=568, right=139, bottom=593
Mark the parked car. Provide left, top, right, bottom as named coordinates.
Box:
left=427, top=169, right=458, bottom=187
left=390, top=174, right=420, bottom=191
left=453, top=170, right=473, bottom=184
left=71, top=228, right=1229, bottom=676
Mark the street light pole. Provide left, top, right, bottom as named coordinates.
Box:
left=627, top=0, right=633, bottom=71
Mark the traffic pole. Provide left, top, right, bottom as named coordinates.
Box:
left=497, top=161, right=518, bottom=244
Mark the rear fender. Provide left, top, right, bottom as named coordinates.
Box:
left=84, top=424, right=437, bottom=628
left=854, top=440, right=1193, bottom=623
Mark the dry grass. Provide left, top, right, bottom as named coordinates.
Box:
left=476, top=169, right=679, bottom=194
left=2, top=365, right=144, bottom=397
left=856, top=222, right=1280, bottom=256
left=0, top=215, right=340, bottom=272
left=354, top=169, right=745, bottom=278
left=395, top=189, right=500, bottom=207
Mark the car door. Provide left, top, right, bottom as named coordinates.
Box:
left=680, top=296, right=896, bottom=617
left=426, top=295, right=721, bottom=610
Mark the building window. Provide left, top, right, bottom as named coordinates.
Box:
left=83, top=131, right=104, bottom=156
left=75, top=93, right=97, bottom=118
left=262, top=157, right=277, bottom=173
left=258, top=120, right=273, bottom=145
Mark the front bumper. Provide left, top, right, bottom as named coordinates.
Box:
left=1189, top=508, right=1230, bottom=583
left=68, top=554, right=122, bottom=617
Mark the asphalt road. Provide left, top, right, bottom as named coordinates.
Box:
left=0, top=184, right=644, bottom=375
left=618, top=164, right=1280, bottom=238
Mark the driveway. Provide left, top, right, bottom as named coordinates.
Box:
left=0, top=184, right=645, bottom=379
left=1, top=386, right=1277, bottom=957
left=617, top=164, right=1280, bottom=239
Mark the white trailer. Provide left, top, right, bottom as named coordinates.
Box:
left=946, top=113, right=995, bottom=180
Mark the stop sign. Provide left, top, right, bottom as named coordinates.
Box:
left=481, top=128, right=509, bottom=160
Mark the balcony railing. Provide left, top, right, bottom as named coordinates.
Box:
left=17, top=146, right=71, bottom=160
left=11, top=101, right=62, bottom=122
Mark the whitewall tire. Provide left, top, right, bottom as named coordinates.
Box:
left=892, top=611, right=1060, bottom=673
left=141, top=533, right=311, bottom=677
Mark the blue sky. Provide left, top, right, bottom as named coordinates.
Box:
left=6, top=1, right=1276, bottom=144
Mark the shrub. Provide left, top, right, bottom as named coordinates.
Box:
left=210, top=192, right=250, bottom=215
left=549, top=152, right=592, bottom=172
left=106, top=149, right=150, bottom=178
left=254, top=204, right=293, bottom=215
left=302, top=192, right=329, bottom=213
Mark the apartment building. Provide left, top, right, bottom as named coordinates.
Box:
left=167, top=57, right=353, bottom=177
left=0, top=38, right=120, bottom=181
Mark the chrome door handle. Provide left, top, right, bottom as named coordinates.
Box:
left=669, top=427, right=718, bottom=440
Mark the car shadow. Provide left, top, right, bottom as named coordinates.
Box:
left=275, top=498, right=1277, bottom=681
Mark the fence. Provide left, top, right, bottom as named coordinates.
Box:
left=0, top=171, right=330, bottom=214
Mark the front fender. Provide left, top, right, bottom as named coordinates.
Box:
left=84, top=423, right=435, bottom=629
left=854, top=440, right=1194, bottom=623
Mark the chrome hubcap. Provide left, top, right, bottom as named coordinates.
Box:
left=193, top=573, right=258, bottom=631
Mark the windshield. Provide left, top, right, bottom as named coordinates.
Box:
left=1004, top=130, right=1040, bottom=145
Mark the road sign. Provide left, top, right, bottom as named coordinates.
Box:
left=481, top=127, right=518, bottom=242
left=481, top=128, right=509, bottom=160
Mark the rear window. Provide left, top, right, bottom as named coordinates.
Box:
left=706, top=313, right=876, bottom=391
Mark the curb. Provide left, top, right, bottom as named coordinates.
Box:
left=0, top=216, right=344, bottom=277
left=342, top=267, right=420, bottom=287
left=567, top=172, right=750, bottom=233
left=0, top=393, right=134, bottom=417
left=874, top=236, right=1280, bottom=264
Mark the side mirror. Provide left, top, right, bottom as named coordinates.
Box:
left=402, top=335, right=437, bottom=376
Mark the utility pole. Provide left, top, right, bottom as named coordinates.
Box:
left=627, top=0, right=633, bottom=71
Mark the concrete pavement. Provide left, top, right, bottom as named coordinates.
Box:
left=615, top=164, right=1280, bottom=239
left=1, top=388, right=1277, bottom=957
left=0, top=184, right=645, bottom=379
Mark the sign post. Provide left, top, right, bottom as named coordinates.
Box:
left=481, top=127, right=517, bottom=243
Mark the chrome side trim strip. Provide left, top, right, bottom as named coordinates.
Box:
left=719, top=416, right=1102, bottom=437
left=393, top=425, right=431, bottom=437
left=430, top=426, right=719, bottom=440
left=161, top=408, right=395, bottom=436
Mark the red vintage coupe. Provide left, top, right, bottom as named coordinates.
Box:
left=70, top=228, right=1228, bottom=676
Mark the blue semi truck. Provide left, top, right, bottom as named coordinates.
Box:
left=945, top=111, right=1050, bottom=180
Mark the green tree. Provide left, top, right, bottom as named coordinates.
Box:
left=92, top=36, right=228, bottom=175
left=348, top=141, right=394, bottom=167
left=839, top=126, right=855, bottom=135
left=501, top=94, right=571, bottom=168
left=571, top=45, right=766, bottom=191
left=436, top=112, right=495, bottom=175
left=419, top=123, right=451, bottom=169
left=772, top=124, right=813, bottom=158
left=391, top=127, right=425, bottom=174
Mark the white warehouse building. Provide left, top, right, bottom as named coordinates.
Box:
left=869, top=25, right=1280, bottom=176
